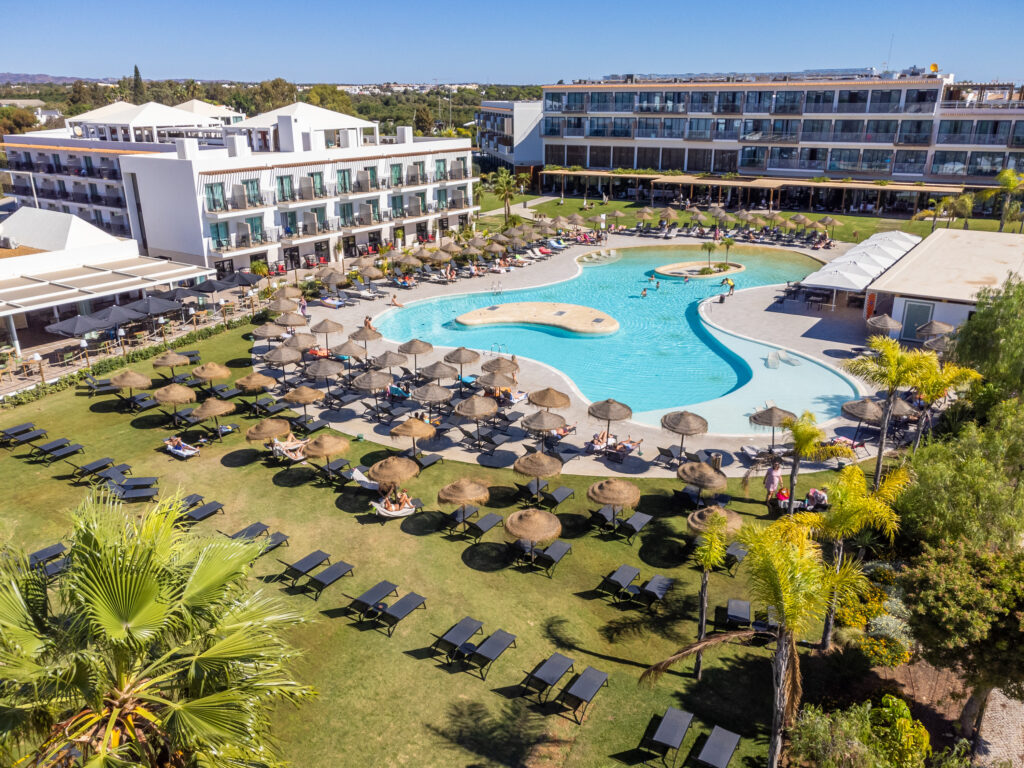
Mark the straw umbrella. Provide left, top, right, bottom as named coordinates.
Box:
left=468, top=236, right=488, bottom=249
left=749, top=405, right=796, bottom=448
left=522, top=409, right=566, bottom=436
left=310, top=318, right=344, bottom=348
left=263, top=345, right=302, bottom=370
left=192, top=361, right=231, bottom=383
left=820, top=215, right=838, bottom=237
left=373, top=350, right=408, bottom=378
left=276, top=312, right=307, bottom=328
left=923, top=335, right=950, bottom=354
left=513, top=452, right=563, bottom=503
left=504, top=507, right=562, bottom=553
left=252, top=323, right=287, bottom=340
left=359, top=266, right=384, bottom=281
left=282, top=385, right=324, bottom=419
left=151, top=351, right=189, bottom=378
left=445, top=346, right=480, bottom=388
left=476, top=371, right=515, bottom=390
left=368, top=456, right=419, bottom=487
left=842, top=397, right=883, bottom=442
left=351, top=369, right=392, bottom=415
left=491, top=233, right=510, bottom=244
left=528, top=387, right=571, bottom=411
left=676, top=461, right=728, bottom=505
left=419, top=360, right=458, bottom=382
left=462, top=245, right=483, bottom=258
left=391, top=417, right=436, bottom=455
left=660, top=410, right=709, bottom=452
left=587, top=477, right=640, bottom=509
left=235, top=371, right=276, bottom=406
left=280, top=332, right=315, bottom=351
left=153, top=382, right=196, bottom=416
left=866, top=314, right=902, bottom=334
left=398, top=339, right=433, bottom=373
left=273, top=286, right=303, bottom=300
left=438, top=478, right=490, bottom=508
left=245, top=418, right=291, bottom=443
left=267, top=298, right=298, bottom=313
left=916, top=319, right=954, bottom=338
left=484, top=242, right=505, bottom=255
left=331, top=339, right=367, bottom=376
left=192, top=398, right=236, bottom=440
left=305, top=358, right=345, bottom=399
left=551, top=215, right=568, bottom=228
left=441, top=241, right=462, bottom=255
left=688, top=505, right=743, bottom=537
left=411, top=383, right=451, bottom=420
left=482, top=356, right=519, bottom=375
left=111, top=370, right=151, bottom=399
left=392, top=253, right=422, bottom=269
left=350, top=326, right=382, bottom=351
left=304, top=433, right=350, bottom=461
left=588, top=398, right=632, bottom=438
left=454, top=396, right=498, bottom=447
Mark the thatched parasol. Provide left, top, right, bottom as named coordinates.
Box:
left=482, top=356, right=519, bottom=374
left=252, top=323, right=287, bottom=340
left=310, top=318, right=344, bottom=347
left=273, top=286, right=303, bottom=299
left=923, top=335, right=950, bottom=354
left=454, top=396, right=499, bottom=446
left=352, top=369, right=392, bottom=391
left=677, top=462, right=728, bottom=504
left=441, top=241, right=463, bottom=255
left=411, top=383, right=451, bottom=405
left=842, top=397, right=883, bottom=424
left=331, top=339, right=367, bottom=374
left=687, top=505, right=742, bottom=536
left=359, top=266, right=384, bottom=280
left=462, top=245, right=483, bottom=257
left=267, top=298, right=298, bottom=313
left=192, top=362, right=231, bottom=382
left=749, top=405, right=796, bottom=447
left=419, top=361, right=458, bottom=381
left=504, top=507, right=561, bottom=544
left=235, top=371, right=276, bottom=403
left=390, top=417, right=436, bottom=454
left=393, top=253, right=422, bottom=268
left=568, top=213, right=587, bottom=226
left=468, top=236, right=488, bottom=249
left=283, top=333, right=317, bottom=350
left=245, top=418, right=291, bottom=443
left=438, top=478, right=490, bottom=507
left=916, top=320, right=954, bottom=338
left=111, top=370, right=151, bottom=397
left=513, top=451, right=562, bottom=479
left=151, top=351, right=189, bottom=374
left=866, top=314, right=902, bottom=333
left=276, top=312, right=307, bottom=328
left=528, top=387, right=570, bottom=410
left=304, top=433, right=350, bottom=459
left=373, top=350, right=408, bottom=377
left=153, top=382, right=196, bottom=414
left=282, top=385, right=324, bottom=418
left=192, top=398, right=236, bottom=438
left=264, top=345, right=302, bottom=366
left=368, top=455, right=419, bottom=486
left=484, top=242, right=506, bottom=254
left=587, top=478, right=640, bottom=508
left=660, top=410, right=709, bottom=451
left=398, top=339, right=433, bottom=373
left=351, top=256, right=377, bottom=269
left=889, top=398, right=919, bottom=419
left=306, top=358, right=344, bottom=379
left=551, top=216, right=569, bottom=227
left=350, top=326, right=382, bottom=350
left=522, top=410, right=566, bottom=434
left=476, top=371, right=515, bottom=390
left=588, top=398, right=632, bottom=436
left=445, top=346, right=480, bottom=389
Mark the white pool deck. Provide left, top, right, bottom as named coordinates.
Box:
left=258, top=232, right=881, bottom=478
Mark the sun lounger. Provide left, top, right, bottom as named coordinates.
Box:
left=639, top=575, right=674, bottom=610
left=726, top=598, right=752, bottom=627
left=464, top=512, right=502, bottom=542
left=347, top=467, right=379, bottom=492
left=597, top=564, right=640, bottom=601
left=41, top=556, right=70, bottom=580
left=516, top=478, right=548, bottom=500
left=179, top=494, right=204, bottom=512
left=615, top=512, right=653, bottom=544
left=226, top=522, right=269, bottom=540
left=31, top=437, right=69, bottom=457
left=415, top=453, right=443, bottom=470
left=534, top=540, right=572, bottom=577
left=466, top=630, right=516, bottom=679
left=84, top=375, right=118, bottom=396
left=71, top=456, right=114, bottom=480
left=104, top=480, right=158, bottom=502
left=131, top=396, right=159, bottom=413
left=45, top=442, right=83, bottom=463
left=442, top=504, right=478, bottom=532
left=7, top=428, right=48, bottom=447
left=378, top=592, right=427, bottom=636
left=522, top=652, right=575, bottom=702
left=433, top=616, right=484, bottom=660
left=349, top=580, right=399, bottom=619
left=370, top=498, right=423, bottom=522
left=306, top=560, right=355, bottom=600
left=656, top=445, right=682, bottom=466
left=165, top=442, right=200, bottom=460
left=28, top=542, right=66, bottom=569
left=725, top=541, right=747, bottom=573
left=559, top=666, right=608, bottom=722
left=313, top=457, right=351, bottom=484
left=696, top=726, right=741, bottom=768
left=541, top=486, right=574, bottom=509
left=280, top=550, right=331, bottom=586
left=252, top=397, right=288, bottom=416
left=210, top=384, right=242, bottom=399
left=591, top=505, right=623, bottom=531
left=292, top=417, right=327, bottom=435
left=100, top=471, right=156, bottom=487
left=1, top=423, right=35, bottom=443
left=643, top=707, right=693, bottom=765
left=88, top=463, right=131, bottom=484
left=261, top=532, right=289, bottom=555
left=165, top=407, right=200, bottom=428
left=182, top=501, right=224, bottom=523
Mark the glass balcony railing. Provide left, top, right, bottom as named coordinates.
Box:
left=893, top=162, right=926, bottom=174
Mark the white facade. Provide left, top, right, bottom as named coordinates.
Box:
left=475, top=100, right=543, bottom=169
left=175, top=99, right=245, bottom=125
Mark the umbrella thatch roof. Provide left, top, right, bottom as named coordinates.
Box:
left=454, top=396, right=498, bottom=420
left=438, top=478, right=490, bottom=506
left=398, top=339, right=433, bottom=356
left=267, top=298, right=298, bottom=313
left=476, top=371, right=515, bottom=389
left=504, top=507, right=561, bottom=543
left=419, top=361, right=458, bottom=381
left=263, top=346, right=302, bottom=365
left=331, top=340, right=367, bottom=358
left=373, top=350, right=408, bottom=369
left=588, top=398, right=632, bottom=422
left=411, top=384, right=452, bottom=404
left=283, top=333, right=317, bottom=350
left=310, top=318, right=344, bottom=335
left=351, top=370, right=392, bottom=391
left=359, top=267, right=384, bottom=280
left=445, top=346, right=480, bottom=365
left=282, top=386, right=325, bottom=406
left=276, top=312, right=307, bottom=328
left=587, top=478, right=640, bottom=508
left=304, top=433, right=350, bottom=458
left=193, top=398, right=236, bottom=420
left=484, top=242, right=506, bottom=254
left=528, top=387, right=571, bottom=410
left=273, top=286, right=303, bottom=299
left=916, top=320, right=954, bottom=337
left=820, top=216, right=838, bottom=226
left=462, top=246, right=483, bottom=256
left=350, top=326, right=382, bottom=342
left=522, top=410, right=566, bottom=432
left=676, top=461, right=728, bottom=491
left=391, top=418, right=436, bottom=440
left=608, top=209, right=626, bottom=219
left=866, top=314, right=902, bottom=333
left=192, top=362, right=231, bottom=381
left=252, top=323, right=287, bottom=339
left=513, top=452, right=562, bottom=478
left=151, top=352, right=189, bottom=369
left=441, top=241, right=463, bottom=254
left=889, top=398, right=919, bottom=418
left=235, top=371, right=276, bottom=392
left=153, top=383, right=196, bottom=405
left=842, top=397, right=883, bottom=423
left=551, top=216, right=569, bottom=226
left=568, top=213, right=587, bottom=225
left=111, top=370, right=151, bottom=390
left=246, top=418, right=291, bottom=442
left=688, top=505, right=742, bottom=536
left=661, top=410, right=709, bottom=437
left=368, top=456, right=419, bottom=485
left=393, top=253, right=422, bottom=268
left=468, top=236, right=488, bottom=248
left=482, top=356, right=519, bottom=374
left=351, top=257, right=377, bottom=269
left=749, top=405, right=796, bottom=428
left=923, top=335, right=951, bottom=353
left=305, top=358, right=344, bottom=378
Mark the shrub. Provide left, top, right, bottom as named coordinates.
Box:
left=698, top=267, right=715, bottom=275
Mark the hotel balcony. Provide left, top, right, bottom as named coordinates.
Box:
left=740, top=132, right=800, bottom=143
left=867, top=103, right=903, bottom=113
left=713, top=129, right=740, bottom=140
left=687, top=129, right=712, bottom=140
left=771, top=103, right=804, bottom=115
left=2, top=183, right=32, bottom=197
left=636, top=104, right=686, bottom=114
left=800, top=131, right=834, bottom=142
left=939, top=100, right=1024, bottom=112
left=210, top=230, right=281, bottom=254
left=935, top=134, right=974, bottom=145
left=766, top=158, right=828, bottom=171
left=713, top=104, right=743, bottom=115
left=892, top=162, right=927, bottom=174
left=895, top=132, right=932, bottom=145
left=973, top=134, right=1011, bottom=145
left=205, top=193, right=276, bottom=215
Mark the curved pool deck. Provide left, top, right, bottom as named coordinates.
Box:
left=654, top=261, right=746, bottom=279
left=456, top=302, right=619, bottom=334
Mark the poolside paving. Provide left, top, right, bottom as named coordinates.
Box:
left=267, top=232, right=874, bottom=478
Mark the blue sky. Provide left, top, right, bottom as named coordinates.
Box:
left=7, top=0, right=1023, bottom=84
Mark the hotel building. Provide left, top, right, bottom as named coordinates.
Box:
left=474, top=100, right=543, bottom=174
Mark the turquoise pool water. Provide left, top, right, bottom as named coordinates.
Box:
left=375, top=245, right=859, bottom=433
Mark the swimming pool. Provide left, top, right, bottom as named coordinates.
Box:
left=375, top=245, right=860, bottom=433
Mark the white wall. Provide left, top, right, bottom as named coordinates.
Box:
left=120, top=154, right=207, bottom=265
left=512, top=102, right=544, bottom=166
left=891, top=295, right=974, bottom=341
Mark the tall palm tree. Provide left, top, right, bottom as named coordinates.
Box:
left=795, top=464, right=908, bottom=649
left=780, top=411, right=854, bottom=513
left=692, top=511, right=728, bottom=681
left=643, top=519, right=867, bottom=768
left=721, top=237, right=736, bottom=262
left=700, top=240, right=718, bottom=268
left=978, top=168, right=1024, bottom=232
left=912, top=195, right=954, bottom=232
left=908, top=353, right=981, bottom=451
left=0, top=493, right=313, bottom=768
left=950, top=192, right=976, bottom=230
left=491, top=167, right=518, bottom=224
left=844, top=336, right=929, bottom=488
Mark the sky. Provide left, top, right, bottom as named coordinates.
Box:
left=6, top=0, right=1024, bottom=85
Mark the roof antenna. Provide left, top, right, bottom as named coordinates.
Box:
left=884, top=33, right=895, bottom=71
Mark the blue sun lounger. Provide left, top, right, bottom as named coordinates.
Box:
left=642, top=707, right=694, bottom=766
left=467, top=630, right=516, bottom=680
left=522, top=652, right=575, bottom=702
left=558, top=666, right=609, bottom=722
left=378, top=592, right=427, bottom=636
left=432, top=616, right=484, bottom=660
left=307, top=560, right=354, bottom=600
left=696, top=726, right=741, bottom=768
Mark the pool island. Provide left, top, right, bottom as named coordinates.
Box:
left=455, top=302, right=620, bottom=335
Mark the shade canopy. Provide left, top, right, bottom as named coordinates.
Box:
left=916, top=319, right=954, bottom=337
left=411, top=383, right=452, bottom=405
left=235, top=371, right=276, bottom=392
left=373, top=350, right=408, bottom=369
left=246, top=418, right=292, bottom=442
left=123, top=295, right=182, bottom=316
left=481, top=356, right=519, bottom=374
left=445, top=347, right=480, bottom=365
left=438, top=478, right=490, bottom=506
left=419, top=361, right=458, bottom=381
left=310, top=318, right=344, bottom=335
left=282, top=386, right=325, bottom=405
left=587, top=478, right=640, bottom=508
left=393, top=254, right=422, bottom=268
left=331, top=340, right=367, bottom=359
left=192, top=362, right=231, bottom=381
left=391, top=418, right=436, bottom=440
left=263, top=346, right=302, bottom=365
left=676, top=461, right=728, bottom=491
left=528, top=387, right=571, bottom=410
left=153, top=383, right=196, bottom=405
left=350, top=326, right=383, bottom=343
left=504, top=507, right=562, bottom=543
left=111, top=370, right=151, bottom=390
left=276, top=312, right=307, bottom=328
left=889, top=398, right=919, bottom=419
left=305, top=358, right=344, bottom=379
left=484, top=243, right=506, bottom=254
left=588, top=398, right=632, bottom=422
left=151, top=351, right=190, bottom=369
left=252, top=323, right=288, bottom=339
left=45, top=314, right=108, bottom=337
left=267, top=298, right=299, bottom=313
left=749, top=405, right=796, bottom=428
left=513, top=452, right=563, bottom=478
left=351, top=370, right=392, bottom=391
left=304, top=433, right=350, bottom=458
left=283, top=333, right=317, bottom=350
left=454, top=396, right=498, bottom=420
left=368, top=456, right=419, bottom=485
left=193, top=278, right=236, bottom=294
left=923, top=335, right=951, bottom=353
left=398, top=338, right=433, bottom=356
left=155, top=287, right=204, bottom=301
left=866, top=314, right=903, bottom=333
left=273, top=286, right=303, bottom=299
left=522, top=410, right=566, bottom=432
left=688, top=505, right=742, bottom=536
left=359, top=266, right=384, bottom=280
left=91, top=305, right=145, bottom=326
left=661, top=410, right=709, bottom=437
left=842, top=397, right=883, bottom=423
left=193, top=398, right=236, bottom=420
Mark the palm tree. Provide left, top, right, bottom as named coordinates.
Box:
left=692, top=511, right=728, bottom=681
left=978, top=168, right=1024, bottom=232
left=643, top=519, right=867, bottom=768
left=908, top=353, right=981, bottom=451
left=492, top=167, right=518, bottom=224
left=843, top=336, right=929, bottom=488
left=700, top=240, right=718, bottom=268
left=796, top=464, right=908, bottom=649
left=950, top=192, right=976, bottom=230
left=781, top=411, right=854, bottom=513
left=0, top=493, right=313, bottom=767
left=720, top=237, right=735, bottom=263
left=912, top=195, right=954, bottom=232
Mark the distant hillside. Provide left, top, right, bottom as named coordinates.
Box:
left=0, top=73, right=117, bottom=85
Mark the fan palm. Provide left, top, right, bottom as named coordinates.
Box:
left=912, top=195, right=955, bottom=232
left=950, top=192, right=976, bottom=229
left=795, top=464, right=908, bottom=649
left=908, top=354, right=981, bottom=451
left=781, top=411, right=854, bottom=513
left=643, top=519, right=867, bottom=768
left=491, top=167, right=518, bottom=224
left=0, top=493, right=314, bottom=768
left=843, top=336, right=929, bottom=488
left=692, top=511, right=728, bottom=681
left=978, top=169, right=1024, bottom=232
left=700, top=241, right=718, bottom=268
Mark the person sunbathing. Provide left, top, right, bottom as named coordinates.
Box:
left=586, top=430, right=615, bottom=452
left=389, top=294, right=405, bottom=308
left=164, top=436, right=199, bottom=455
left=613, top=436, right=643, bottom=453
left=271, top=432, right=308, bottom=460
left=549, top=422, right=577, bottom=437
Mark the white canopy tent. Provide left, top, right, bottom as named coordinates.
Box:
left=800, top=232, right=921, bottom=293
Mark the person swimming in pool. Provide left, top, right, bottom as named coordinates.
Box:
left=640, top=288, right=647, bottom=298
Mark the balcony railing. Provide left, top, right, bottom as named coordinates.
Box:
left=688, top=102, right=713, bottom=113
left=973, top=134, right=1011, bottom=145
left=767, top=157, right=829, bottom=170
left=903, top=102, right=938, bottom=114
left=541, top=125, right=563, bottom=137
left=936, top=133, right=974, bottom=145
left=563, top=103, right=586, bottom=113
left=713, top=129, right=740, bottom=140
left=862, top=131, right=897, bottom=143
left=636, top=103, right=686, bottom=113
left=565, top=126, right=585, bottom=137
left=930, top=163, right=968, bottom=176
left=1011, top=135, right=1024, bottom=147
left=635, top=127, right=661, bottom=139
left=2, top=184, right=32, bottom=196
left=828, top=160, right=861, bottom=172
left=687, top=129, right=712, bottom=140
left=939, top=100, right=1024, bottom=111
left=800, top=131, right=833, bottom=142
left=896, top=132, right=932, bottom=145
left=803, top=103, right=836, bottom=113
left=738, top=157, right=767, bottom=169
left=836, top=103, right=869, bottom=113
left=771, top=103, right=803, bottom=114
left=893, top=162, right=927, bottom=174
left=714, top=104, right=743, bottom=114
left=741, top=131, right=800, bottom=143
left=662, top=129, right=686, bottom=139
left=868, top=103, right=902, bottom=113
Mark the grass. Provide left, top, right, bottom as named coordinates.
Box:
left=476, top=190, right=539, bottom=215
left=523, top=196, right=1010, bottom=243
left=0, top=323, right=856, bottom=767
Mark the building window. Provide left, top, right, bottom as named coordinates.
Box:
left=276, top=176, right=294, bottom=202
left=204, top=183, right=225, bottom=211
left=309, top=172, right=324, bottom=197
left=391, top=164, right=402, bottom=186
left=931, top=151, right=968, bottom=175
left=861, top=149, right=893, bottom=171
left=589, top=146, right=611, bottom=168
left=339, top=202, right=354, bottom=226
left=436, top=188, right=448, bottom=209
left=243, top=179, right=261, bottom=206
left=687, top=148, right=712, bottom=172
left=612, top=147, right=634, bottom=169
left=828, top=148, right=860, bottom=171
left=391, top=195, right=405, bottom=217
left=894, top=150, right=927, bottom=173
left=337, top=169, right=352, bottom=193
left=967, top=152, right=1005, bottom=176
left=738, top=147, right=765, bottom=169
left=661, top=148, right=684, bottom=170
left=545, top=145, right=565, bottom=165
left=435, top=159, right=447, bottom=180
left=566, top=145, right=587, bottom=166
left=210, top=221, right=229, bottom=249
left=713, top=150, right=738, bottom=172
left=804, top=90, right=835, bottom=112
left=636, top=147, right=660, bottom=169
left=904, top=89, right=939, bottom=114
left=245, top=215, right=264, bottom=243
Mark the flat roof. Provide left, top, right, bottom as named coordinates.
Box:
left=867, top=228, right=1024, bottom=303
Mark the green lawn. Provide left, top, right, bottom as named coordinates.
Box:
left=476, top=190, right=539, bottom=215
left=525, top=197, right=1008, bottom=243
left=1, top=324, right=854, bottom=767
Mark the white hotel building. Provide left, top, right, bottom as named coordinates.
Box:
left=4, top=102, right=478, bottom=277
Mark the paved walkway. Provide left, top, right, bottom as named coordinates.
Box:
left=976, top=689, right=1024, bottom=768
left=252, top=231, right=876, bottom=478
